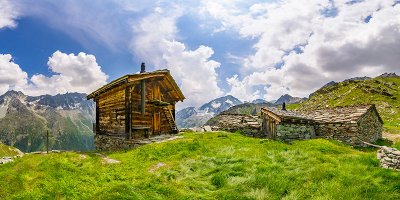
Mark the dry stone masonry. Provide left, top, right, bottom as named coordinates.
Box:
left=95, top=134, right=182, bottom=151
left=261, top=105, right=383, bottom=146
left=205, top=114, right=262, bottom=137
left=377, top=146, right=400, bottom=171
left=276, top=123, right=315, bottom=141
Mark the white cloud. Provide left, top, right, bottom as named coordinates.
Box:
left=25, top=51, right=108, bottom=96
left=162, top=41, right=223, bottom=108
left=0, top=51, right=108, bottom=96
left=0, top=54, right=28, bottom=94
left=202, top=0, right=400, bottom=101
left=131, top=4, right=223, bottom=108
left=0, top=0, right=19, bottom=29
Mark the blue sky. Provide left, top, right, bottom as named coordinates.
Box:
left=0, top=0, right=399, bottom=109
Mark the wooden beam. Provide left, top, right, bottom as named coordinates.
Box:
left=96, top=99, right=100, bottom=134
left=125, top=85, right=131, bottom=139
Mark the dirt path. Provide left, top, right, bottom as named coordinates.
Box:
left=383, top=132, right=400, bottom=142
left=94, top=153, right=121, bottom=164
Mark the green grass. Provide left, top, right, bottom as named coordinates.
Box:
left=0, top=143, right=20, bottom=157
left=1, top=132, right=400, bottom=199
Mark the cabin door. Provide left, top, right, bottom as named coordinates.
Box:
left=153, top=111, right=161, bottom=135
left=152, top=82, right=162, bottom=135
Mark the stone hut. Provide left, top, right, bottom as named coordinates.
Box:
left=261, top=104, right=383, bottom=145
left=260, top=107, right=316, bottom=141
left=87, top=63, right=185, bottom=151
left=307, top=105, right=383, bottom=145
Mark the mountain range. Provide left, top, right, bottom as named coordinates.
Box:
left=0, top=91, right=94, bottom=152
left=176, top=94, right=305, bottom=128
left=176, top=95, right=243, bottom=128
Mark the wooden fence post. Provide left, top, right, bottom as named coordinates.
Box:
left=46, top=130, right=49, bottom=154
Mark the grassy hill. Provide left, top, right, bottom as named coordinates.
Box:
left=0, top=142, right=21, bottom=157
left=296, top=76, right=400, bottom=134
left=1, top=132, right=400, bottom=199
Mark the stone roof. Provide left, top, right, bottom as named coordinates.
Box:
left=261, top=104, right=382, bottom=124
left=304, top=104, right=381, bottom=123
left=261, top=107, right=314, bottom=123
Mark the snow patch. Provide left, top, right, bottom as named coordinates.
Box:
left=0, top=101, right=9, bottom=119
left=226, top=99, right=233, bottom=105
left=211, top=102, right=221, bottom=109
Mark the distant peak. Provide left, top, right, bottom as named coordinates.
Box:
left=377, top=72, right=399, bottom=78
left=2, top=90, right=25, bottom=98
left=281, top=94, right=292, bottom=98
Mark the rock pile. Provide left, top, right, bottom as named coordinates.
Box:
left=377, top=146, right=400, bottom=171
left=0, top=157, right=13, bottom=164
left=205, top=114, right=261, bottom=136
left=0, top=154, right=23, bottom=165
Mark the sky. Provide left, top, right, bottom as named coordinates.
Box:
left=0, top=0, right=399, bottom=109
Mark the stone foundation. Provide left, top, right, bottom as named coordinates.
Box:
left=377, top=146, right=400, bottom=171
left=95, top=134, right=178, bottom=151
left=95, top=135, right=139, bottom=151
left=276, top=123, right=316, bottom=141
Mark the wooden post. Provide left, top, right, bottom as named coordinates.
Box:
left=95, top=99, right=100, bottom=134
left=46, top=130, right=49, bottom=154
left=125, top=85, right=132, bottom=140
left=141, top=80, right=146, bottom=114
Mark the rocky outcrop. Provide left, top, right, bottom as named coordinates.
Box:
left=377, top=72, right=399, bottom=78
left=205, top=114, right=261, bottom=136
left=377, top=146, right=400, bottom=171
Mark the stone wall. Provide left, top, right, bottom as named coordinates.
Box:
left=206, top=114, right=262, bottom=136
left=377, top=146, right=400, bottom=171
left=95, top=134, right=179, bottom=151
left=95, top=135, right=139, bottom=151
left=315, top=122, right=359, bottom=144
left=276, top=123, right=316, bottom=141
left=357, top=109, right=383, bottom=143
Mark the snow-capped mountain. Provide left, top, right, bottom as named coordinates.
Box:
left=252, top=99, right=270, bottom=104
left=199, top=95, right=242, bottom=115
left=176, top=95, right=242, bottom=128
left=0, top=91, right=94, bottom=152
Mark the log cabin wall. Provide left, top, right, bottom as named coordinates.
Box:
left=97, top=85, right=126, bottom=136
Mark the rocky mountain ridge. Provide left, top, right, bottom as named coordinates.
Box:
left=176, top=95, right=243, bottom=128
left=274, top=94, right=306, bottom=105
left=0, top=91, right=95, bottom=152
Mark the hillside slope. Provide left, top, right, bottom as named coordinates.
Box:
left=0, top=132, right=399, bottom=199
left=0, top=142, right=22, bottom=157
left=297, top=75, right=400, bottom=133
left=0, top=91, right=94, bottom=152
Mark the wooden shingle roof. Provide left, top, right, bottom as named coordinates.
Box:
left=87, top=69, right=185, bottom=101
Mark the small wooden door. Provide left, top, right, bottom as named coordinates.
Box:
left=153, top=111, right=161, bottom=134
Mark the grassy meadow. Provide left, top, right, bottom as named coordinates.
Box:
left=1, top=132, right=400, bottom=199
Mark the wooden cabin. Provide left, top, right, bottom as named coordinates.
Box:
left=87, top=63, right=185, bottom=150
